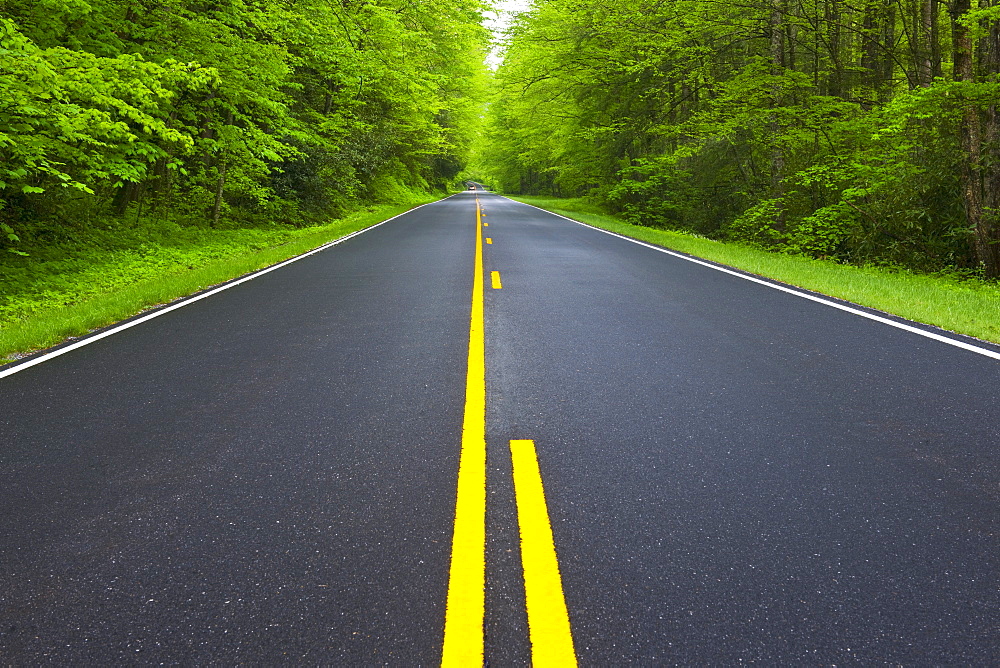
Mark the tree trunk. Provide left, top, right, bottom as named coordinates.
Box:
left=860, top=1, right=879, bottom=106
left=770, top=0, right=785, bottom=73
left=212, top=161, right=227, bottom=228
left=785, top=3, right=797, bottom=73
left=210, top=110, right=234, bottom=228
left=114, top=181, right=141, bottom=216
left=880, top=1, right=896, bottom=100
left=769, top=0, right=787, bottom=229
left=917, top=0, right=937, bottom=85
left=826, top=0, right=844, bottom=97
left=930, top=0, right=942, bottom=78
left=950, top=0, right=1000, bottom=275
left=977, top=3, right=1000, bottom=275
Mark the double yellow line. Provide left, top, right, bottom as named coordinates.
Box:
left=440, top=199, right=488, bottom=663
left=441, top=198, right=576, bottom=667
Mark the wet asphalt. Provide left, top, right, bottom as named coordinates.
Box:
left=1, top=191, right=998, bottom=664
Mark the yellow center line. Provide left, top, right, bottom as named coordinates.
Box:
left=509, top=439, right=578, bottom=667
left=491, top=271, right=502, bottom=289
left=441, top=198, right=487, bottom=666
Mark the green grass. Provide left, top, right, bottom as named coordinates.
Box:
left=0, top=197, right=439, bottom=359
left=509, top=195, right=1000, bottom=345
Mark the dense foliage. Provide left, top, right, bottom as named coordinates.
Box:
left=0, top=0, right=489, bottom=251
left=484, top=0, right=1000, bottom=276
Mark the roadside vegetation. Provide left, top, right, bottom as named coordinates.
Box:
left=483, top=0, right=1000, bottom=280
left=0, top=0, right=489, bottom=359
left=6, top=0, right=999, bottom=358
left=511, top=196, right=1000, bottom=345
left=0, top=197, right=438, bottom=359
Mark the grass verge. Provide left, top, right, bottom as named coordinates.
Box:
left=0, top=197, right=439, bottom=360
left=509, top=195, right=1000, bottom=345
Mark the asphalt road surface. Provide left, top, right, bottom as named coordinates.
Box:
left=1, top=191, right=997, bottom=664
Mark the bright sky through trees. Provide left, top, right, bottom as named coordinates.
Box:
left=485, top=0, right=532, bottom=68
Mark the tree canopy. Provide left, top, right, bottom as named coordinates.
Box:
left=0, top=0, right=489, bottom=246
left=7, top=0, right=1000, bottom=279
left=483, top=0, right=1000, bottom=276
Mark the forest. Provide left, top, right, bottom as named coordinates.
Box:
left=0, top=0, right=488, bottom=250
left=482, top=0, right=1000, bottom=277
left=3, top=0, right=1000, bottom=351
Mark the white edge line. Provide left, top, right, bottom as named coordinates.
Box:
left=502, top=196, right=1000, bottom=362
left=0, top=196, right=458, bottom=380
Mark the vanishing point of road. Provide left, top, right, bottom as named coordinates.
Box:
left=1, top=191, right=997, bottom=664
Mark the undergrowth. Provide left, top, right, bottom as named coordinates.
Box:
left=0, top=194, right=439, bottom=359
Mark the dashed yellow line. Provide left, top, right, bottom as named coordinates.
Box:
left=510, top=439, right=578, bottom=667
left=491, top=271, right=502, bottom=289
left=441, top=197, right=487, bottom=666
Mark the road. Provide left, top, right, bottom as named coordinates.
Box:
left=1, top=191, right=997, bottom=664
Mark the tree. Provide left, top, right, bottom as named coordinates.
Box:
left=482, top=0, right=1000, bottom=275
left=0, top=0, right=490, bottom=251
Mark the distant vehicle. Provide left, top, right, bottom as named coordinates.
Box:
left=468, top=185, right=476, bottom=190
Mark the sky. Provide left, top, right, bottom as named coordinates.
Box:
left=485, top=0, right=533, bottom=68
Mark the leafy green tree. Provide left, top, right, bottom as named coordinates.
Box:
left=484, top=0, right=1000, bottom=276
left=0, top=0, right=489, bottom=251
